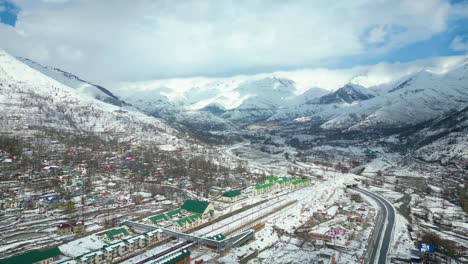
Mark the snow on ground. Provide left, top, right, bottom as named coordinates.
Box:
left=121, top=242, right=176, bottom=264
left=158, top=144, right=177, bottom=151
left=218, top=173, right=360, bottom=263
left=391, top=214, right=415, bottom=255
left=59, top=234, right=106, bottom=257
left=369, top=187, right=417, bottom=257
left=85, top=224, right=104, bottom=232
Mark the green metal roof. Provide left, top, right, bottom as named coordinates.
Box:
left=189, top=214, right=202, bottom=222
left=0, top=247, right=61, bottom=264
left=292, top=179, right=310, bottom=185
left=255, top=183, right=274, bottom=190
left=149, top=213, right=167, bottom=223
left=222, top=190, right=241, bottom=198
left=266, top=176, right=279, bottom=182
left=166, top=209, right=181, bottom=218
left=181, top=199, right=210, bottom=214
left=105, top=227, right=129, bottom=240
left=176, top=217, right=192, bottom=227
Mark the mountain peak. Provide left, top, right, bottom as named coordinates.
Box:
left=317, top=84, right=374, bottom=104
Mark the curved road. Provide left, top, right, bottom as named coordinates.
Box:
left=353, top=188, right=395, bottom=264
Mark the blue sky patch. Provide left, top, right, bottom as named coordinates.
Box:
left=0, top=1, right=19, bottom=26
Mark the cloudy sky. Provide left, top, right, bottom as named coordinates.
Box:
left=1, top=0, right=468, bottom=85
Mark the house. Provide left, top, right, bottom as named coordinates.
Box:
left=255, top=183, right=274, bottom=194
left=291, top=179, right=310, bottom=189
left=328, top=227, right=349, bottom=246
left=72, top=221, right=85, bottom=233
left=43, top=195, right=60, bottom=208
left=0, top=247, right=62, bottom=264
left=131, top=235, right=147, bottom=249
left=124, top=238, right=136, bottom=253
left=57, top=223, right=73, bottom=236
left=145, top=229, right=162, bottom=245
left=188, top=214, right=203, bottom=226
left=173, top=217, right=193, bottom=232
left=102, top=242, right=126, bottom=260
left=4, top=198, right=20, bottom=209
left=58, top=201, right=75, bottom=211
left=166, top=209, right=182, bottom=219
left=221, top=190, right=241, bottom=201
left=180, top=200, right=214, bottom=217
left=56, top=221, right=84, bottom=236
left=79, top=251, right=103, bottom=264
left=105, top=227, right=129, bottom=241
left=101, top=246, right=114, bottom=262
left=148, top=213, right=168, bottom=225
left=347, top=215, right=362, bottom=223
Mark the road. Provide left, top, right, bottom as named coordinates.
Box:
left=222, top=142, right=319, bottom=176
left=353, top=188, right=395, bottom=264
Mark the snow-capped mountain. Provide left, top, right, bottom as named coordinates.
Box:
left=315, top=84, right=374, bottom=104
left=0, top=50, right=182, bottom=145
left=319, top=63, right=468, bottom=131
left=18, top=57, right=125, bottom=107
left=10, top=50, right=468, bottom=143
left=113, top=54, right=468, bottom=133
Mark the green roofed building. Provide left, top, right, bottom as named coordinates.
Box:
left=181, top=199, right=214, bottom=216
left=277, top=177, right=293, bottom=185
left=149, top=213, right=168, bottom=224
left=255, top=182, right=274, bottom=194
left=174, top=216, right=194, bottom=232
left=105, top=227, right=129, bottom=240
left=291, top=179, right=310, bottom=189
left=0, top=247, right=61, bottom=264
left=166, top=209, right=181, bottom=218
left=266, top=176, right=279, bottom=183
left=222, top=190, right=241, bottom=198
left=255, top=183, right=274, bottom=190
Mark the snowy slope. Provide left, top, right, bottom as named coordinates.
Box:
left=0, top=50, right=181, bottom=144
left=18, top=57, right=125, bottom=107
left=320, top=62, right=468, bottom=130
left=409, top=105, right=468, bottom=167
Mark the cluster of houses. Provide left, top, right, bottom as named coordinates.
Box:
left=147, top=199, right=215, bottom=232
left=0, top=226, right=171, bottom=264
left=0, top=193, right=76, bottom=212
left=68, top=228, right=163, bottom=264
left=255, top=177, right=311, bottom=195
left=56, top=221, right=85, bottom=236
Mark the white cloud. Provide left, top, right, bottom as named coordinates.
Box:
left=0, top=5, right=5, bottom=12
left=0, top=0, right=465, bottom=83
left=366, top=26, right=388, bottom=44
left=450, top=35, right=468, bottom=51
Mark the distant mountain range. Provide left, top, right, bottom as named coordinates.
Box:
left=1, top=49, right=467, bottom=166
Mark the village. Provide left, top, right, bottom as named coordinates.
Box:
left=1, top=135, right=466, bottom=264
left=0, top=136, right=320, bottom=263
left=0, top=135, right=383, bottom=264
